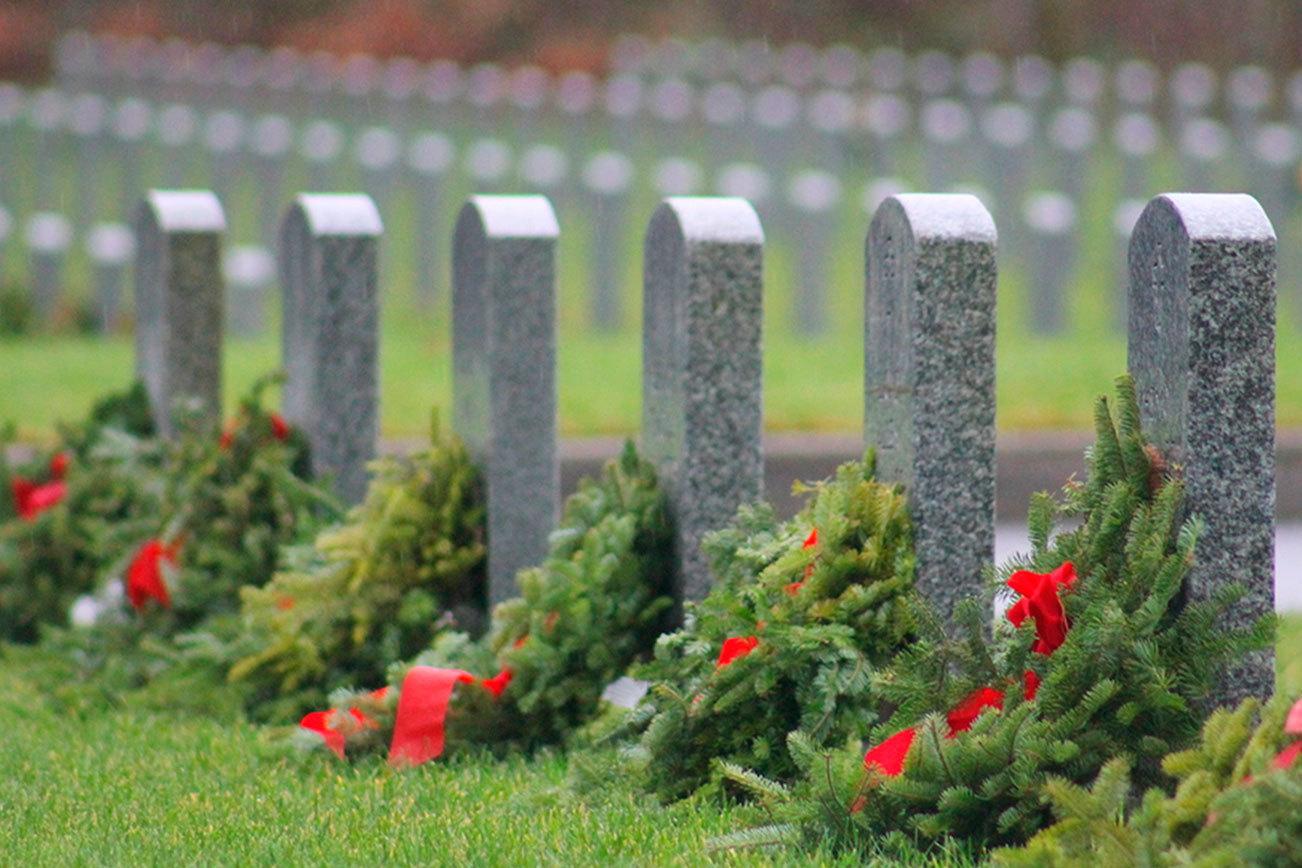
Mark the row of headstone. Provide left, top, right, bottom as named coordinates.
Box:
left=6, top=74, right=1298, bottom=339
left=55, top=30, right=1302, bottom=130
left=135, top=185, right=1276, bottom=707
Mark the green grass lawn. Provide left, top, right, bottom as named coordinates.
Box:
left=6, top=311, right=1302, bottom=443
left=1, top=617, right=1297, bottom=865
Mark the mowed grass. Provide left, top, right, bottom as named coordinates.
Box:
left=0, top=617, right=1296, bottom=865
left=7, top=310, right=1302, bottom=443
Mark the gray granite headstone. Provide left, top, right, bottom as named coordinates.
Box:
left=133, top=190, right=226, bottom=436
left=279, top=193, right=383, bottom=503
left=866, top=194, right=997, bottom=623
left=453, top=195, right=560, bottom=606
left=1127, top=193, right=1276, bottom=705
left=643, top=197, right=764, bottom=606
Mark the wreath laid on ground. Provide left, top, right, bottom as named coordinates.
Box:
left=293, top=443, right=673, bottom=763
left=714, top=377, right=1273, bottom=857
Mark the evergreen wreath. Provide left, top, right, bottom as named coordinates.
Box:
left=228, top=414, right=486, bottom=721
left=295, top=443, right=672, bottom=762
left=603, top=453, right=917, bottom=802
left=715, top=376, right=1273, bottom=855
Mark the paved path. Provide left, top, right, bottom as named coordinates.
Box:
left=997, top=524, right=1302, bottom=612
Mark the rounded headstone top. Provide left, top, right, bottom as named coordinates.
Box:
left=114, top=98, right=154, bottom=143
left=300, top=120, right=343, bottom=163
left=224, top=244, right=276, bottom=288
left=422, top=59, right=463, bottom=104
left=920, top=99, right=972, bottom=143
left=808, top=89, right=856, bottom=133
left=878, top=193, right=997, bottom=243
left=654, top=197, right=764, bottom=245
left=1012, top=54, right=1054, bottom=101
left=1062, top=56, right=1105, bottom=104
left=1048, top=107, right=1097, bottom=152
left=820, top=43, right=862, bottom=88
left=518, top=144, right=568, bottom=189
left=156, top=103, right=198, bottom=147
left=752, top=85, right=800, bottom=129
left=354, top=126, right=401, bottom=171
left=866, top=46, right=907, bottom=91
left=1179, top=117, right=1229, bottom=162
left=302, top=52, right=338, bottom=95
left=140, top=189, right=227, bottom=233
left=1252, top=123, right=1300, bottom=167
left=382, top=56, right=422, bottom=102
left=407, top=131, right=455, bottom=175
left=25, top=212, right=74, bottom=252
left=778, top=42, right=819, bottom=89
left=555, top=70, right=598, bottom=115
left=263, top=46, right=304, bottom=92
left=582, top=151, right=635, bottom=195
left=461, top=194, right=559, bottom=239
left=862, top=93, right=911, bottom=138
left=649, top=77, right=694, bottom=123
left=653, top=157, right=703, bottom=196
left=223, top=44, right=265, bottom=90
left=715, top=163, right=772, bottom=203
left=788, top=169, right=843, bottom=213
left=701, top=82, right=746, bottom=126
left=465, top=63, right=508, bottom=108
left=339, top=53, right=382, bottom=98
left=29, top=88, right=67, bottom=131
left=981, top=102, right=1034, bottom=148
left=465, top=138, right=513, bottom=182
left=54, top=30, right=96, bottom=77
left=1115, top=59, right=1159, bottom=106
left=508, top=65, right=550, bottom=112
left=603, top=74, right=643, bottom=118
left=1023, top=191, right=1077, bottom=233
left=87, top=222, right=135, bottom=263
left=1227, top=65, right=1273, bottom=110
left=1139, top=193, right=1274, bottom=242
left=251, top=114, right=294, bottom=157
left=736, top=38, right=774, bottom=86
left=914, top=50, right=956, bottom=96
left=1171, top=63, right=1217, bottom=110
left=203, top=110, right=244, bottom=153
left=961, top=52, right=1005, bottom=98
left=697, top=37, right=737, bottom=81
left=1113, top=112, right=1160, bottom=156
left=291, top=193, right=383, bottom=237
left=0, top=82, right=24, bottom=125
left=67, top=92, right=109, bottom=137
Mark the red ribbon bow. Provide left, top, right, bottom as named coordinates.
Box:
left=1006, top=562, right=1077, bottom=655
left=125, top=539, right=180, bottom=611
left=716, top=635, right=760, bottom=669
left=219, top=413, right=292, bottom=450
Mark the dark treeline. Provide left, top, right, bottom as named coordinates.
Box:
left=0, top=0, right=1298, bottom=80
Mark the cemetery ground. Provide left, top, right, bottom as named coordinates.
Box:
left=0, top=616, right=1298, bottom=864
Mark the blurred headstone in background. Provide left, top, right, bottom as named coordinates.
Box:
left=1022, top=191, right=1077, bottom=335
left=24, top=212, right=73, bottom=323
left=86, top=221, right=134, bottom=332
left=224, top=244, right=275, bottom=338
